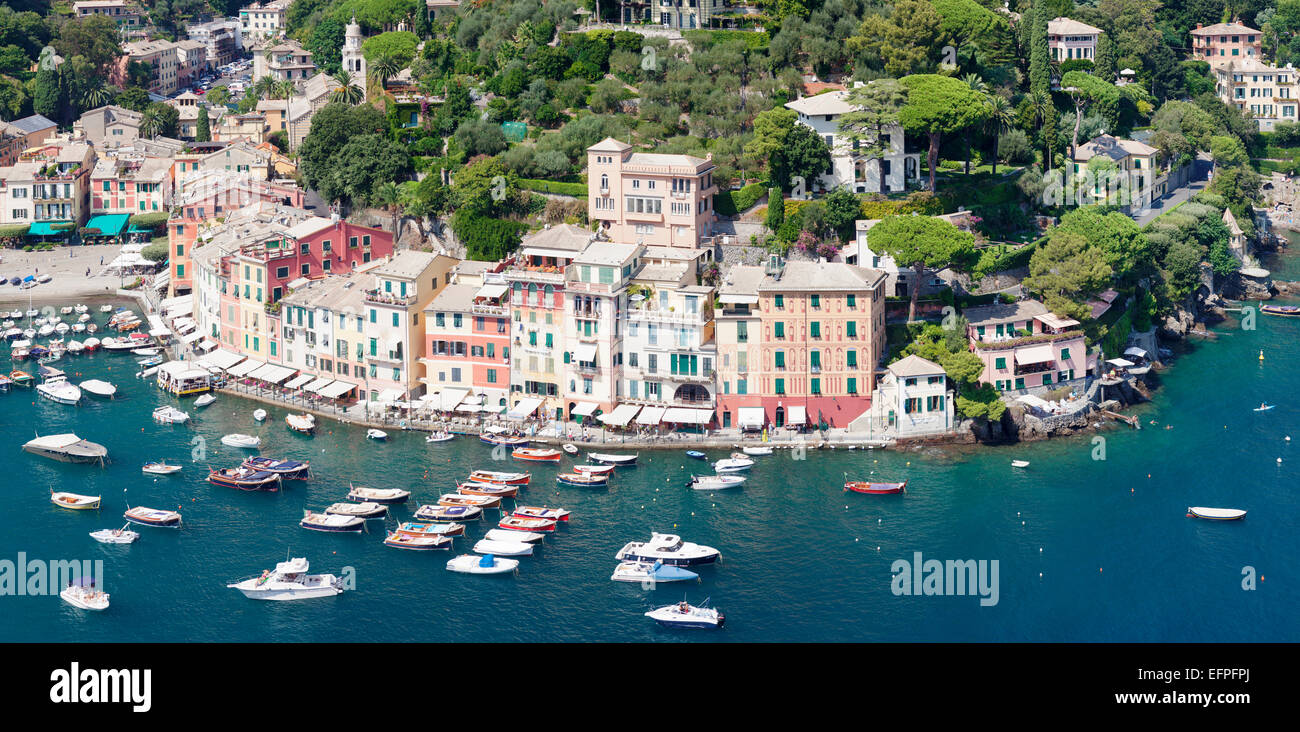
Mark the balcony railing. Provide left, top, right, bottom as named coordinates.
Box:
left=628, top=307, right=711, bottom=325
left=471, top=302, right=508, bottom=316
left=365, top=289, right=418, bottom=306
left=504, top=265, right=566, bottom=284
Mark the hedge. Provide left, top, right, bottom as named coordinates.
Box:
left=713, top=182, right=766, bottom=216
left=519, top=179, right=588, bottom=197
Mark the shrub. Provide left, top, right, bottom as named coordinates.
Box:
left=713, top=182, right=767, bottom=216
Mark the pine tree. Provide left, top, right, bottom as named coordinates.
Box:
left=1029, top=7, right=1055, bottom=171
left=1094, top=34, right=1117, bottom=82
left=195, top=103, right=210, bottom=142
left=765, top=188, right=785, bottom=233
left=32, top=67, right=60, bottom=122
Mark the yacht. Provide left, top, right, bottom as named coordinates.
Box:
left=61, top=579, right=110, bottom=611
left=227, top=557, right=345, bottom=601
left=645, top=600, right=724, bottom=629
left=36, top=376, right=81, bottom=405
left=611, top=561, right=700, bottom=584
left=616, top=532, right=720, bottom=566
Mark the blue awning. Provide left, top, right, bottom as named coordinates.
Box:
left=27, top=221, right=70, bottom=236
left=83, top=214, right=129, bottom=237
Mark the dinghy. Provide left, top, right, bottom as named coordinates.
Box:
left=611, top=560, right=699, bottom=584
left=194, top=393, right=216, bottom=408
left=124, top=506, right=182, bottom=528
left=472, top=539, right=534, bottom=556
left=253, top=409, right=267, bottom=422
left=395, top=521, right=464, bottom=537
left=285, top=413, right=315, bottom=434
left=1187, top=506, right=1247, bottom=520
left=325, top=502, right=386, bottom=519
left=1011, top=460, right=1030, bottom=469
left=366, top=429, right=388, bottom=440
left=572, top=464, right=615, bottom=476
left=142, top=461, right=182, bottom=475
left=685, top=450, right=707, bottom=460
left=438, top=493, right=501, bottom=509
left=498, top=515, right=557, bottom=533
left=90, top=526, right=139, bottom=544
left=589, top=452, right=638, bottom=466
left=207, top=467, right=280, bottom=490
left=562, top=443, right=578, bottom=455
left=414, top=504, right=481, bottom=521
left=845, top=479, right=907, bottom=494
left=688, top=474, right=746, bottom=490
left=221, top=434, right=261, bottom=449
left=300, top=512, right=365, bottom=533
left=513, top=447, right=561, bottom=462
left=425, top=431, right=454, bottom=443
left=347, top=484, right=410, bottom=504
left=468, top=470, right=530, bottom=485
left=446, top=554, right=519, bottom=575
left=485, top=528, right=544, bottom=544
left=241, top=457, right=309, bottom=478
left=51, top=491, right=101, bottom=510
left=457, top=481, right=518, bottom=498
left=740, top=446, right=773, bottom=456
left=512, top=506, right=571, bottom=521
left=384, top=532, right=452, bottom=550
left=557, top=471, right=608, bottom=487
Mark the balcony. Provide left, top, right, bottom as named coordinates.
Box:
left=664, top=368, right=715, bottom=383
left=364, top=288, right=418, bottom=307
left=628, top=307, right=710, bottom=325
left=575, top=361, right=600, bottom=376
left=504, top=265, right=566, bottom=285
left=366, top=349, right=404, bottom=364
left=566, top=280, right=614, bottom=295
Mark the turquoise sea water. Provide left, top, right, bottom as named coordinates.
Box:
left=0, top=298, right=1296, bottom=642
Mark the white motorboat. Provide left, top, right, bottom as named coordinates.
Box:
left=66, top=339, right=84, bottom=354
left=253, top=409, right=267, bottom=422
left=366, top=429, right=388, bottom=440
left=616, top=532, right=720, bottom=566
left=299, top=512, right=364, bottom=533
left=425, top=431, right=454, bottom=443
left=131, top=347, right=160, bottom=356
left=484, top=528, right=544, bottom=544
left=152, top=405, right=190, bottom=424
left=688, top=474, right=746, bottom=490
left=53, top=322, right=69, bottom=335
left=142, top=461, right=182, bottom=475
left=325, top=501, right=386, bottom=519
left=86, top=323, right=97, bottom=333
left=227, top=557, right=345, bottom=601
left=1188, top=506, right=1247, bottom=520
left=611, top=560, right=700, bottom=584
left=645, top=600, right=724, bottom=629
left=713, top=456, right=755, bottom=473
left=472, top=539, right=535, bottom=556
left=37, top=324, right=54, bottom=337
left=59, top=306, right=72, bottom=315
left=446, top=554, right=519, bottom=575
left=740, top=446, right=773, bottom=456
left=589, top=452, right=638, bottom=466
left=74, top=304, right=88, bottom=314
left=286, top=413, right=315, bottom=433
left=194, top=393, right=216, bottom=408
left=562, top=443, right=578, bottom=455
left=82, top=337, right=100, bottom=351
left=61, top=580, right=110, bottom=611
left=79, top=379, right=116, bottom=398
left=100, top=305, right=114, bottom=313
left=36, top=376, right=81, bottom=405
left=1011, top=460, right=1030, bottom=469
left=72, top=323, right=86, bottom=333
left=90, top=526, right=139, bottom=544
left=221, top=433, right=261, bottom=449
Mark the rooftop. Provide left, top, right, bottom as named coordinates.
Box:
left=784, top=89, right=855, bottom=117
left=757, top=261, right=887, bottom=291
left=1047, top=17, right=1103, bottom=36
left=1191, top=21, right=1259, bottom=36
left=425, top=282, right=479, bottom=314
left=963, top=299, right=1048, bottom=326
left=888, top=354, right=945, bottom=378
left=373, top=250, right=441, bottom=281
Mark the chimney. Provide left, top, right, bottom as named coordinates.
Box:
left=1196, top=23, right=1202, bottom=30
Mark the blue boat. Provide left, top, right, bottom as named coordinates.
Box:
left=611, top=560, right=699, bottom=583
left=685, top=450, right=706, bottom=460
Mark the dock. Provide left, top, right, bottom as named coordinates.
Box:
left=1101, top=410, right=1140, bottom=429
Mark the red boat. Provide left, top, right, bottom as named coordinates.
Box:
left=498, top=515, right=557, bottom=532
left=468, top=470, right=530, bottom=485
left=844, top=480, right=907, bottom=495
left=513, top=506, right=571, bottom=522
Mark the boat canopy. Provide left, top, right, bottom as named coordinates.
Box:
left=571, top=401, right=599, bottom=417
left=26, top=433, right=84, bottom=449
left=738, top=407, right=765, bottom=429
left=506, top=396, right=543, bottom=419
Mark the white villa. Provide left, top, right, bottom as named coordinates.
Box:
left=784, top=85, right=920, bottom=195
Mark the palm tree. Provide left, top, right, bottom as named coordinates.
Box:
left=983, top=94, right=1015, bottom=175
left=272, top=80, right=296, bottom=100
left=330, top=70, right=364, bottom=105
left=139, top=108, right=163, bottom=139
left=80, top=82, right=114, bottom=111
left=962, top=74, right=989, bottom=176
left=1026, top=89, right=1054, bottom=172
left=253, top=74, right=276, bottom=99
left=369, top=54, right=400, bottom=90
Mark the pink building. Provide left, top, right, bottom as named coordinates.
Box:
left=1048, top=17, right=1102, bottom=62
left=90, top=155, right=171, bottom=215
left=422, top=278, right=512, bottom=411
left=963, top=300, right=1096, bottom=391
left=586, top=137, right=719, bottom=249
left=1191, top=21, right=1261, bottom=68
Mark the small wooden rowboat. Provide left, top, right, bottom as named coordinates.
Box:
left=1261, top=304, right=1300, bottom=317
left=458, top=481, right=519, bottom=498
left=395, top=521, right=466, bottom=537
left=512, top=506, right=571, bottom=522
left=512, top=447, right=562, bottom=462
left=384, top=532, right=452, bottom=550
left=124, top=506, right=182, bottom=528
left=51, top=491, right=101, bottom=510
left=557, top=472, right=608, bottom=487
left=845, top=480, right=907, bottom=495
left=347, top=484, right=410, bottom=504
left=468, top=470, right=530, bottom=485
left=414, top=503, right=482, bottom=521
left=438, top=493, right=502, bottom=509
left=1187, top=506, right=1247, bottom=520
left=588, top=452, right=638, bottom=466
left=572, top=464, right=615, bottom=476
left=498, top=515, right=557, bottom=533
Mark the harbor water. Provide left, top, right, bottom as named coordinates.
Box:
left=0, top=300, right=1296, bottom=642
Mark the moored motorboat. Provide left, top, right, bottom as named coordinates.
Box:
left=685, top=450, right=707, bottom=460
left=616, top=533, right=719, bottom=566
left=366, top=429, right=388, bottom=440
left=285, top=413, right=315, bottom=434
left=458, top=481, right=518, bottom=498
left=253, top=409, right=267, bottom=422
left=1261, top=304, right=1300, bottom=316
left=1187, top=506, right=1247, bottom=520
left=512, top=447, right=561, bottom=462
left=740, top=445, right=773, bottom=456
left=512, top=506, right=570, bottom=521
left=299, top=511, right=364, bottom=533
left=142, top=461, right=182, bottom=475
left=561, top=443, right=578, bottom=455
left=472, top=539, right=534, bottom=556
left=51, top=491, right=101, bottom=510
left=414, top=504, right=481, bottom=521
left=589, top=452, right=638, bottom=466
left=221, top=433, right=262, bottom=449
left=384, top=532, right=452, bottom=550
left=1011, top=460, right=1030, bottom=469
left=325, top=501, right=386, bottom=519
left=242, top=457, right=310, bottom=478
left=468, top=470, right=530, bottom=485
left=124, top=506, right=182, bottom=528
left=152, top=405, right=190, bottom=424
left=347, top=484, right=410, bottom=504
left=557, top=471, right=608, bottom=487
left=61, top=579, right=110, bottom=611
left=485, top=528, right=544, bottom=543
left=480, top=432, right=529, bottom=447
left=395, top=521, right=465, bottom=537
left=79, top=379, right=116, bottom=398
left=194, top=393, right=216, bottom=408
left=22, top=433, right=107, bottom=463
left=712, top=456, right=754, bottom=473
left=611, top=560, right=699, bottom=584
left=688, top=474, right=746, bottom=490
left=227, top=557, right=345, bottom=600
left=36, top=375, right=81, bottom=405
left=425, top=431, right=454, bottom=443
left=845, top=479, right=907, bottom=494
left=498, top=515, right=557, bottom=532
left=438, top=493, right=501, bottom=509
left=82, top=337, right=100, bottom=351
left=446, top=554, right=519, bottom=575
left=208, top=467, right=280, bottom=490
left=90, top=526, right=139, bottom=544
left=645, top=600, right=724, bottom=629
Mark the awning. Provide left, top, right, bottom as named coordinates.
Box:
left=227, top=359, right=265, bottom=377
left=149, top=327, right=172, bottom=338
left=475, top=283, right=508, bottom=299
left=196, top=338, right=217, bottom=352
left=1106, top=358, right=1135, bottom=368
left=571, top=401, right=599, bottom=417
left=83, top=213, right=129, bottom=237
left=1123, top=346, right=1149, bottom=359
left=1014, top=344, right=1056, bottom=365
left=574, top=342, right=597, bottom=362
left=180, top=330, right=203, bottom=343
left=440, top=387, right=469, bottom=410
left=147, top=315, right=167, bottom=332
left=1035, top=312, right=1080, bottom=330
left=636, top=405, right=666, bottom=425
left=286, top=277, right=309, bottom=291
left=250, top=363, right=296, bottom=384
left=598, top=403, right=641, bottom=427
left=738, top=407, right=765, bottom=429
left=206, top=348, right=245, bottom=370
left=284, top=373, right=315, bottom=389
left=787, top=405, right=808, bottom=425
left=456, top=403, right=482, bottom=413
left=28, top=221, right=70, bottom=236
left=662, top=407, right=712, bottom=424
left=507, top=396, right=544, bottom=419
left=304, top=377, right=334, bottom=393
left=377, top=387, right=405, bottom=402
left=318, top=380, right=357, bottom=399
left=718, top=293, right=758, bottom=304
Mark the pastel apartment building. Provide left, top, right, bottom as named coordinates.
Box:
left=422, top=273, right=513, bottom=413
left=359, top=250, right=457, bottom=402
left=1070, top=134, right=1164, bottom=209
left=784, top=86, right=920, bottom=194
left=0, top=141, right=95, bottom=228
left=252, top=41, right=315, bottom=82
left=963, top=299, right=1096, bottom=391
left=1191, top=20, right=1261, bottom=68
left=89, top=154, right=171, bottom=215
left=188, top=18, right=244, bottom=69
left=123, top=39, right=183, bottom=96
left=563, top=242, right=638, bottom=422
left=0, top=114, right=57, bottom=167
left=1212, top=57, right=1300, bottom=131
left=72, top=1, right=141, bottom=29
left=586, top=137, right=719, bottom=249
left=240, top=1, right=290, bottom=41
left=1047, top=17, right=1102, bottom=61
left=74, top=105, right=143, bottom=151
left=715, top=265, right=764, bottom=431
left=273, top=271, right=371, bottom=398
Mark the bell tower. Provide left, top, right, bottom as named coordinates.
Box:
left=342, top=16, right=366, bottom=101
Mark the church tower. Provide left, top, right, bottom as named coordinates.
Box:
left=342, top=16, right=367, bottom=101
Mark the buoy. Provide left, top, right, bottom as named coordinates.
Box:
left=1278, top=457, right=1283, bottom=463
left=1287, top=436, right=1292, bottom=441
left=1260, top=350, right=1265, bottom=361
left=1039, top=547, right=1042, bottom=552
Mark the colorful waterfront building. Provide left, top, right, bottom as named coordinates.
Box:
left=561, top=242, right=639, bottom=423
left=586, top=137, right=719, bottom=249
left=715, top=265, right=765, bottom=432
left=359, top=250, right=457, bottom=402
left=869, top=354, right=954, bottom=438
left=421, top=272, right=512, bottom=413
left=274, top=269, right=375, bottom=402
left=89, top=154, right=170, bottom=215
left=963, top=299, right=1097, bottom=391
